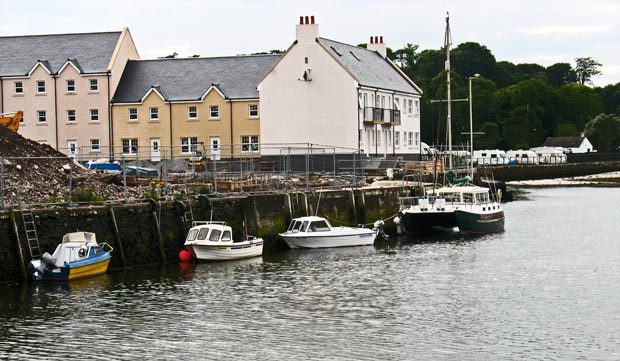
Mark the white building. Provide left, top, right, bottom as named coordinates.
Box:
left=258, top=16, right=423, bottom=159
left=542, top=136, right=594, bottom=153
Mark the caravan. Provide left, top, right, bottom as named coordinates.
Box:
left=530, top=147, right=567, bottom=164
left=472, top=149, right=509, bottom=165
left=506, top=150, right=540, bottom=165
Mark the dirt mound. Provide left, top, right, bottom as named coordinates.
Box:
left=0, top=125, right=140, bottom=205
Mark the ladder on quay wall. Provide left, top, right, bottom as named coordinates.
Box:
left=12, top=190, right=41, bottom=259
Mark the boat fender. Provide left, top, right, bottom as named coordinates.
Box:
left=497, top=189, right=503, bottom=202
left=173, top=201, right=186, bottom=216
left=394, top=214, right=401, bottom=225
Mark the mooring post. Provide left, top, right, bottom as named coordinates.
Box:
left=108, top=206, right=126, bottom=267
left=152, top=209, right=166, bottom=263
left=9, top=209, right=27, bottom=281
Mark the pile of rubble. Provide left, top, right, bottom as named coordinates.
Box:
left=0, top=125, right=140, bottom=205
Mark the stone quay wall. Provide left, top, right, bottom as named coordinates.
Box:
left=0, top=187, right=408, bottom=284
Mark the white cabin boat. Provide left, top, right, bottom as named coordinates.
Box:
left=183, top=221, right=263, bottom=261
left=279, top=216, right=378, bottom=249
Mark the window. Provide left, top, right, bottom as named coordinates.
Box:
left=37, top=110, right=47, bottom=123
left=122, top=139, right=138, bottom=155
left=415, top=132, right=420, bottom=146
left=90, top=109, right=99, bottom=122
left=414, top=99, right=420, bottom=115
left=150, top=107, right=159, bottom=121
left=14, top=81, right=23, bottom=94
left=67, top=80, right=76, bottom=93
left=241, top=136, right=259, bottom=152
left=181, top=137, right=198, bottom=154
left=188, top=106, right=197, bottom=119
left=67, top=110, right=76, bottom=122
left=91, top=139, right=100, bottom=152
left=37, top=81, right=46, bottom=93
left=210, top=105, right=219, bottom=119
left=89, top=79, right=98, bottom=92
left=249, top=104, right=258, bottom=118
left=408, top=132, right=413, bottom=146
left=395, top=131, right=400, bottom=147
left=129, top=108, right=138, bottom=121
left=408, top=99, right=413, bottom=114
left=376, top=130, right=381, bottom=146
left=394, top=97, right=400, bottom=110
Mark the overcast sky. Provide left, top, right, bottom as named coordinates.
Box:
left=2, top=0, right=619, bottom=87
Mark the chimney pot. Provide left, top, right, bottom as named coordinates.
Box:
left=370, top=36, right=373, bottom=44
left=380, top=36, right=383, bottom=43
left=305, top=16, right=309, bottom=24
left=300, top=16, right=303, bottom=25
left=311, top=15, right=315, bottom=24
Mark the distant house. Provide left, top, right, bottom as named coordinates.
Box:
left=0, top=29, right=139, bottom=158
left=542, top=136, right=593, bottom=153
left=258, top=16, right=423, bottom=158
left=111, top=55, right=279, bottom=161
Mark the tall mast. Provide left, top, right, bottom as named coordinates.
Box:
left=444, top=12, right=453, bottom=170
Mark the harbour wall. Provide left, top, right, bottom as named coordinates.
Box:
left=0, top=187, right=408, bottom=284
left=478, top=161, right=620, bottom=182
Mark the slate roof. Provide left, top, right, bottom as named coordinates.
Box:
left=0, top=32, right=122, bottom=76
left=543, top=137, right=587, bottom=148
left=318, top=38, right=421, bottom=96
left=112, top=55, right=280, bottom=103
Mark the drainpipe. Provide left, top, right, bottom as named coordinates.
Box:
left=107, top=72, right=113, bottom=160
left=392, top=90, right=396, bottom=157
left=0, top=76, right=4, bottom=113
left=229, top=99, right=233, bottom=159
left=169, top=100, right=173, bottom=158
left=53, top=75, right=59, bottom=151
left=356, top=88, right=361, bottom=155
left=373, top=89, right=378, bottom=157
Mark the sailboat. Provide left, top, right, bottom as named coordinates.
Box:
left=396, top=13, right=505, bottom=235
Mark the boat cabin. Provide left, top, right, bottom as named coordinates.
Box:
left=50, top=232, right=104, bottom=267
left=286, top=216, right=333, bottom=233
left=186, top=221, right=236, bottom=243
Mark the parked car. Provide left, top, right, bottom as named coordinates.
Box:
left=122, top=166, right=159, bottom=178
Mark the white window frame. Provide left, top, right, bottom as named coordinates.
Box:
left=89, top=79, right=99, bottom=92
left=122, top=138, right=138, bottom=155
left=241, top=135, right=259, bottom=153
left=395, top=131, right=400, bottom=147
left=14, top=81, right=23, bottom=94
left=210, top=105, right=219, bottom=119
left=415, top=132, right=420, bottom=146
left=188, top=106, right=198, bottom=120
left=37, top=110, right=47, bottom=123
left=414, top=99, right=420, bottom=115
left=36, top=81, right=46, bottom=94
left=150, top=107, right=159, bottom=121
left=408, top=99, right=413, bottom=114
left=67, top=79, right=76, bottom=93
left=67, top=109, right=76, bottom=123
left=376, top=130, right=381, bottom=146
left=408, top=132, right=413, bottom=146
left=248, top=104, right=258, bottom=118
left=90, top=139, right=100, bottom=152
left=90, top=109, right=99, bottom=122
left=129, top=108, right=138, bottom=121
left=181, top=137, right=198, bottom=154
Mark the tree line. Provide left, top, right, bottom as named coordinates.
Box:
left=387, top=42, right=620, bottom=151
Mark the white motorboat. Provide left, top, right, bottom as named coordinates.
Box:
left=183, top=221, right=263, bottom=261
left=279, top=216, right=379, bottom=249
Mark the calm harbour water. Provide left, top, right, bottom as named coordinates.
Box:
left=1, top=187, right=619, bottom=360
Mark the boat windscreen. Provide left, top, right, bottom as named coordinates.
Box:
left=209, top=229, right=222, bottom=242
left=186, top=229, right=199, bottom=241
left=197, top=228, right=209, bottom=240
left=288, top=221, right=302, bottom=232
left=309, top=220, right=331, bottom=232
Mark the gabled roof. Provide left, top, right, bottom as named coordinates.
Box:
left=318, top=38, right=421, bottom=96
left=0, top=31, right=122, bottom=76
left=111, top=55, right=280, bottom=103
left=543, top=137, right=587, bottom=148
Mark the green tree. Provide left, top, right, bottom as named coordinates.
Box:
left=584, top=114, right=620, bottom=151
left=546, top=63, right=577, bottom=87
left=391, top=43, right=419, bottom=69
left=556, top=83, right=604, bottom=131
left=476, top=122, right=500, bottom=149
left=159, top=52, right=178, bottom=59
left=575, top=57, right=602, bottom=85
left=594, top=83, right=620, bottom=114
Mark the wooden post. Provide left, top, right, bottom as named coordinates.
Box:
left=108, top=206, right=126, bottom=267
left=9, top=209, right=27, bottom=281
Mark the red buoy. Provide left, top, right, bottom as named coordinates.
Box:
left=178, top=249, right=192, bottom=262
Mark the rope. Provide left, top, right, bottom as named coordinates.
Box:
left=322, top=212, right=400, bottom=227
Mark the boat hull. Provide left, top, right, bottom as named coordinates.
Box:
left=280, top=229, right=376, bottom=249
left=455, top=209, right=505, bottom=234
left=188, top=241, right=263, bottom=261
left=399, top=210, right=457, bottom=234
left=28, top=253, right=112, bottom=281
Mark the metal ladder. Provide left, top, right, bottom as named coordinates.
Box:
left=13, top=190, right=41, bottom=259
left=183, top=200, right=194, bottom=226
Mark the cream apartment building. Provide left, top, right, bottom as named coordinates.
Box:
left=110, top=55, right=279, bottom=161
left=0, top=28, right=139, bottom=158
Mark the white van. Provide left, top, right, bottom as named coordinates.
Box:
left=506, top=150, right=540, bottom=165
left=473, top=149, right=509, bottom=165
left=530, top=147, right=567, bottom=164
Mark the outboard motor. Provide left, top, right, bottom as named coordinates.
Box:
left=373, top=220, right=388, bottom=240
left=37, top=252, right=55, bottom=274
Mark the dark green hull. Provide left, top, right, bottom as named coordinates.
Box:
left=455, top=209, right=505, bottom=234
left=400, top=211, right=457, bottom=234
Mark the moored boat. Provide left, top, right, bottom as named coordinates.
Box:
left=279, top=216, right=379, bottom=249
left=27, top=232, right=113, bottom=281
left=184, top=221, right=263, bottom=261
